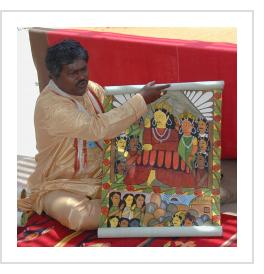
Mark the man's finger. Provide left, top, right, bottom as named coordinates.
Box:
left=145, top=80, right=156, bottom=87
left=157, top=84, right=170, bottom=90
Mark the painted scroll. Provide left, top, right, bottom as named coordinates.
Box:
left=98, top=81, right=223, bottom=238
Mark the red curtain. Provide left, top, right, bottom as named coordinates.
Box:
left=47, top=29, right=237, bottom=159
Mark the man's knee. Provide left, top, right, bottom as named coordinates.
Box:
left=67, top=199, right=101, bottom=231
left=43, top=191, right=100, bottom=231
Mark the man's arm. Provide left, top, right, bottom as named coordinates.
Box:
left=45, top=81, right=170, bottom=141
left=45, top=93, right=147, bottom=140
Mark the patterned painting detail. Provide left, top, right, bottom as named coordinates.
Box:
left=101, top=191, right=213, bottom=228
left=100, top=88, right=222, bottom=228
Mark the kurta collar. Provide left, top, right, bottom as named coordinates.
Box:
left=48, top=80, right=87, bottom=112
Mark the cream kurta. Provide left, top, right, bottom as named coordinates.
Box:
left=18, top=80, right=147, bottom=215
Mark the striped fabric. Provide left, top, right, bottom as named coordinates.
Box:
left=17, top=213, right=237, bottom=247
left=17, top=155, right=36, bottom=198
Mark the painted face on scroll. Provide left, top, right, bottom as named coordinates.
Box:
left=154, top=110, right=168, bottom=129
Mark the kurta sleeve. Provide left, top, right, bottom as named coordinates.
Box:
left=45, top=93, right=148, bottom=141
left=88, top=80, right=105, bottom=103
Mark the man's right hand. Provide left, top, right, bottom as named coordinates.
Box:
left=140, top=81, right=170, bottom=105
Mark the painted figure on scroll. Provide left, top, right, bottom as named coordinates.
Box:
left=108, top=191, right=122, bottom=218
left=177, top=112, right=198, bottom=172
left=124, top=101, right=197, bottom=187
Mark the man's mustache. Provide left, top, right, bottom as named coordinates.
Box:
left=76, top=79, right=88, bottom=86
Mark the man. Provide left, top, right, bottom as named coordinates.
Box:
left=18, top=39, right=169, bottom=231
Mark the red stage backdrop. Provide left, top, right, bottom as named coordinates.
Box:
left=35, top=28, right=237, bottom=159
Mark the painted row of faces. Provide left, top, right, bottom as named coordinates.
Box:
left=107, top=192, right=212, bottom=228
left=107, top=211, right=211, bottom=228
left=115, top=114, right=210, bottom=153
left=145, top=110, right=210, bottom=137
left=115, top=134, right=210, bottom=157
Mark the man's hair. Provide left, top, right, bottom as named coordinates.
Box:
left=45, top=39, right=89, bottom=78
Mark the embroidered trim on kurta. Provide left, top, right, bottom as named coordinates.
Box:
left=48, top=80, right=104, bottom=174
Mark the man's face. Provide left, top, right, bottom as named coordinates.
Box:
left=53, top=59, right=89, bottom=96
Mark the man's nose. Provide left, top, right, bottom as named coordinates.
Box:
left=76, top=71, right=87, bottom=81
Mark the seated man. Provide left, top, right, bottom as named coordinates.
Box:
left=18, top=39, right=169, bottom=231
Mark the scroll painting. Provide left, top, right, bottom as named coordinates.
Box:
left=98, top=81, right=223, bottom=238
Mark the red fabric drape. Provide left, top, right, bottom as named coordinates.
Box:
left=47, top=29, right=237, bottom=159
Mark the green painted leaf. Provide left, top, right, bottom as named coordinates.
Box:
left=164, top=189, right=177, bottom=195
left=102, top=176, right=110, bottom=183
left=213, top=130, right=220, bottom=141
left=101, top=190, right=109, bottom=202
left=216, top=98, right=222, bottom=111
left=203, top=189, right=212, bottom=196
left=110, top=183, right=125, bottom=190
left=105, top=150, right=111, bottom=158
